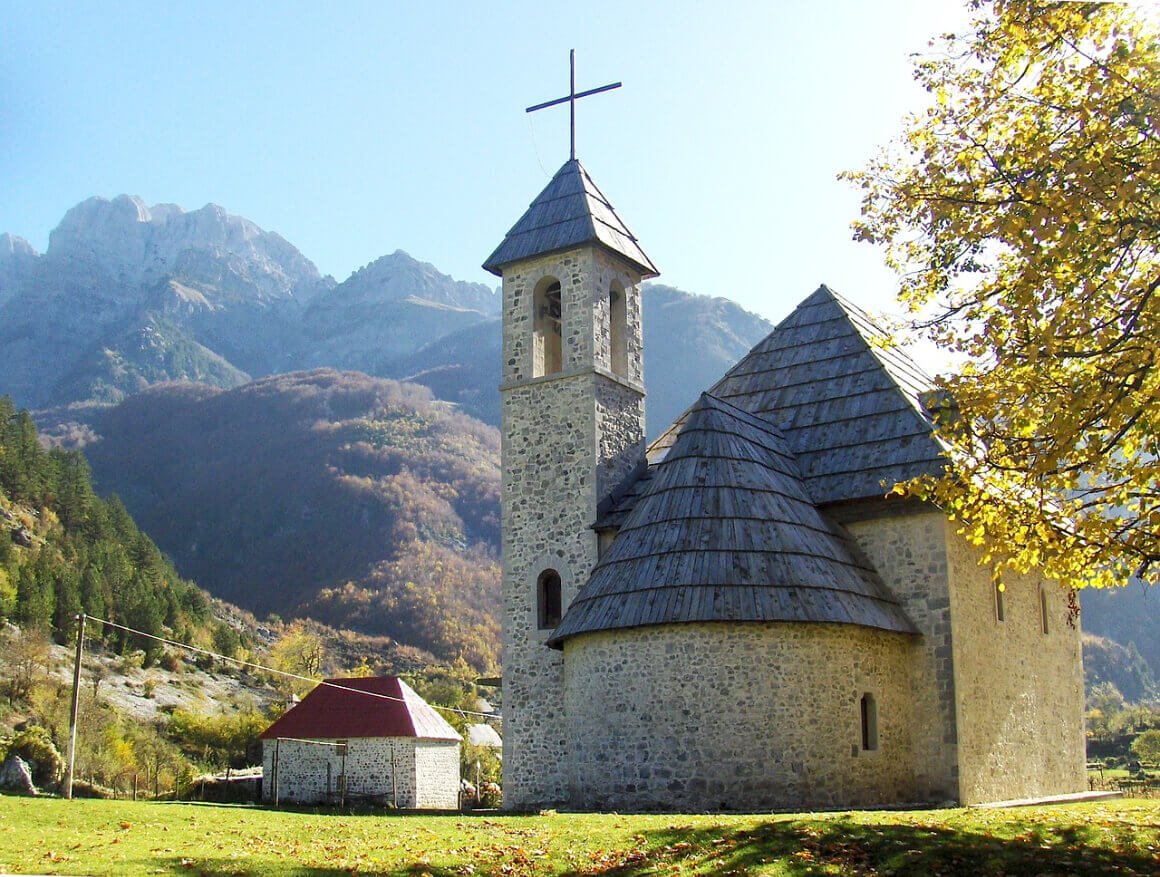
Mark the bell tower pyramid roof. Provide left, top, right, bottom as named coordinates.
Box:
left=483, top=159, right=658, bottom=278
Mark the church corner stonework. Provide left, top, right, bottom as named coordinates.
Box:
left=942, top=521, right=1086, bottom=804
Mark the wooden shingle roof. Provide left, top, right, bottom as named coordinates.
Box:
left=482, top=159, right=659, bottom=278
left=548, top=393, right=918, bottom=647
left=651, top=285, right=946, bottom=504
left=259, top=677, right=461, bottom=742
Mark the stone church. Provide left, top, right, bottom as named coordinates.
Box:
left=483, top=158, right=1085, bottom=812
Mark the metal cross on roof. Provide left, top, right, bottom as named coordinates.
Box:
left=526, top=49, right=621, bottom=162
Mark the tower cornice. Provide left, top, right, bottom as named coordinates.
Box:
left=500, top=365, right=644, bottom=396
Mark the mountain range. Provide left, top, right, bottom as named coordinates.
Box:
left=0, top=196, right=767, bottom=437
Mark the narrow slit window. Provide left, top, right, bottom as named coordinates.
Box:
left=537, top=569, right=562, bottom=629
left=609, top=284, right=627, bottom=376
left=860, top=693, right=878, bottom=752
left=1040, top=588, right=1050, bottom=635
left=995, top=581, right=1006, bottom=623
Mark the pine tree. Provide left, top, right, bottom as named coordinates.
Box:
left=15, top=558, right=54, bottom=631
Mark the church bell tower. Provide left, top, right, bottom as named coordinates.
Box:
left=484, top=158, right=658, bottom=808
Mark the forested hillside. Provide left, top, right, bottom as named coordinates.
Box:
left=79, top=371, right=502, bottom=672
left=1083, top=633, right=1159, bottom=705
left=0, top=396, right=226, bottom=659
left=1081, top=586, right=1160, bottom=687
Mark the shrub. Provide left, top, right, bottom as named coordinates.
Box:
left=1131, top=730, right=1160, bottom=766
left=5, top=725, right=64, bottom=788
left=158, top=651, right=181, bottom=673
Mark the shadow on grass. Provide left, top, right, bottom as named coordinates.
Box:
left=599, top=815, right=1160, bottom=876
left=153, top=860, right=461, bottom=877
left=94, top=807, right=1160, bottom=876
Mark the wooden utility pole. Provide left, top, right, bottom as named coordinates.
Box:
left=64, top=613, right=86, bottom=799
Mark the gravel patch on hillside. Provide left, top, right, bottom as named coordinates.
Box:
left=44, top=638, right=277, bottom=722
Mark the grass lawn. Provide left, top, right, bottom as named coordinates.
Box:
left=0, top=794, right=1157, bottom=876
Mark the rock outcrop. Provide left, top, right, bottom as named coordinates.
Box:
left=0, top=755, right=37, bottom=795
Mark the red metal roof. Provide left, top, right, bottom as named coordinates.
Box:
left=259, top=676, right=461, bottom=741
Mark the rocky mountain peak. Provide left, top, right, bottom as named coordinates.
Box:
left=45, top=195, right=326, bottom=302
left=0, top=234, right=39, bottom=308
left=336, top=249, right=499, bottom=314
left=0, top=233, right=38, bottom=261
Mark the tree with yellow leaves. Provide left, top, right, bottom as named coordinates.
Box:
left=847, top=0, right=1158, bottom=591
left=268, top=621, right=327, bottom=697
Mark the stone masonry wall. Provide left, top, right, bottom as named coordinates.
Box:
left=589, top=250, right=645, bottom=386
left=846, top=509, right=960, bottom=802
left=262, top=737, right=420, bottom=806
left=944, top=524, right=1086, bottom=804
left=500, top=246, right=646, bottom=810
left=413, top=741, right=462, bottom=809
left=563, top=622, right=923, bottom=812
left=595, top=377, right=646, bottom=501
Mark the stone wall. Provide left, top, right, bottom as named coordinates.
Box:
left=846, top=505, right=1086, bottom=805
left=499, top=246, right=646, bottom=810
left=413, top=741, right=462, bottom=809
left=261, top=737, right=419, bottom=806
left=945, top=526, right=1086, bottom=804
left=595, top=377, right=646, bottom=502
left=563, top=621, right=923, bottom=812
left=845, top=508, right=960, bottom=802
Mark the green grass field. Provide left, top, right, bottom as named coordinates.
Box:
left=1, top=794, right=1157, bottom=876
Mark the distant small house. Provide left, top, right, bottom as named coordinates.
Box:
left=466, top=723, right=502, bottom=750
left=260, top=676, right=461, bottom=809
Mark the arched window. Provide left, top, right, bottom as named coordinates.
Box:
left=533, top=278, right=563, bottom=377
left=860, top=693, right=878, bottom=752
left=537, top=569, right=562, bottom=629
left=609, top=283, right=627, bottom=376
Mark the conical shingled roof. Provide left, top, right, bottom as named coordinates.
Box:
left=650, top=285, right=946, bottom=505
left=482, top=159, right=659, bottom=278
left=547, top=394, right=918, bottom=647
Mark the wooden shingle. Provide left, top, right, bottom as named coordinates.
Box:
left=548, top=393, right=918, bottom=647
left=648, top=285, right=946, bottom=504
left=482, top=159, right=658, bottom=278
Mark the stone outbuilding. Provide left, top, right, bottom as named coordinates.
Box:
left=260, top=676, right=461, bottom=809
left=485, top=158, right=1086, bottom=812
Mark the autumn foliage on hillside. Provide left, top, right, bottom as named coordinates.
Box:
left=80, top=370, right=502, bottom=671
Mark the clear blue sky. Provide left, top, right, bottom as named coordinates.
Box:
left=2, top=1, right=969, bottom=327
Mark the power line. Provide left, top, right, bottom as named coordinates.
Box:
left=84, top=614, right=501, bottom=722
